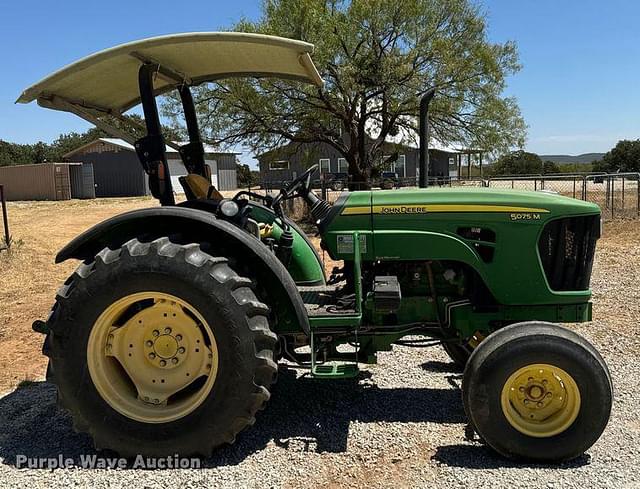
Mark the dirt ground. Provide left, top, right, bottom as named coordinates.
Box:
left=0, top=197, right=638, bottom=393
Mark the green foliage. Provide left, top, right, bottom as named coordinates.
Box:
left=557, top=162, right=593, bottom=173
left=489, top=150, right=543, bottom=176
left=542, top=160, right=560, bottom=174
left=0, top=114, right=175, bottom=167
left=593, top=139, right=640, bottom=173
left=163, top=0, right=526, bottom=184
left=236, top=163, right=261, bottom=187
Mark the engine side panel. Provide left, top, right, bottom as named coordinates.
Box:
left=322, top=187, right=600, bottom=306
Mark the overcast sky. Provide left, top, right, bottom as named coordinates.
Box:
left=1, top=0, right=638, bottom=168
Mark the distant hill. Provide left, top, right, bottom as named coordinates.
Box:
left=539, top=153, right=604, bottom=164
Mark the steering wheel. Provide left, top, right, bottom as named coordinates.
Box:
left=282, top=164, right=318, bottom=198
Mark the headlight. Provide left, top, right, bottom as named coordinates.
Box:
left=219, top=199, right=239, bottom=217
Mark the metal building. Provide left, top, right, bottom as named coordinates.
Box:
left=0, top=162, right=94, bottom=201
left=65, top=138, right=238, bottom=196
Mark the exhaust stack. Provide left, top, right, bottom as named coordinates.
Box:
left=418, top=88, right=436, bottom=188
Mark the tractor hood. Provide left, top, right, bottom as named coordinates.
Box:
left=339, top=187, right=600, bottom=218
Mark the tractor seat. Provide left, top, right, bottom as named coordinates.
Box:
left=179, top=174, right=224, bottom=201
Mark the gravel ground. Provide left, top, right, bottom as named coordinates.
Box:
left=1, top=211, right=639, bottom=488
left=0, top=322, right=638, bottom=489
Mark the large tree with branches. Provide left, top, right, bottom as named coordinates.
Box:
left=164, top=0, right=526, bottom=187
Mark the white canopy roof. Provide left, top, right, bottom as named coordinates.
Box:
left=17, top=32, right=323, bottom=114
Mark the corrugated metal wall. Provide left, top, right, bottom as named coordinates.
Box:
left=214, top=154, right=238, bottom=190
left=0, top=163, right=74, bottom=201
left=167, top=154, right=237, bottom=191
left=67, top=152, right=148, bottom=197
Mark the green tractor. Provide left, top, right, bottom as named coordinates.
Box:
left=19, top=33, right=611, bottom=462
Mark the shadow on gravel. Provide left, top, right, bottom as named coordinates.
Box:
left=420, top=360, right=462, bottom=374
left=0, top=366, right=467, bottom=469
left=432, top=444, right=591, bottom=469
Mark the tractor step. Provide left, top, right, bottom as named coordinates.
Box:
left=309, top=328, right=359, bottom=379
left=311, top=362, right=359, bottom=379
left=298, top=285, right=357, bottom=317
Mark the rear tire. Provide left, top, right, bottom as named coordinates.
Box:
left=44, top=237, right=277, bottom=457
left=462, top=322, right=612, bottom=462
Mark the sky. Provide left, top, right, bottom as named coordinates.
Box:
left=0, top=0, right=639, bottom=168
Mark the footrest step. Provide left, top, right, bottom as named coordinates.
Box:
left=311, top=363, right=359, bottom=379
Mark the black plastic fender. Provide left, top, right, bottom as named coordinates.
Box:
left=56, top=206, right=310, bottom=335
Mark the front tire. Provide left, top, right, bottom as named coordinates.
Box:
left=462, top=322, right=612, bottom=462
left=44, top=237, right=277, bottom=457
left=441, top=340, right=472, bottom=370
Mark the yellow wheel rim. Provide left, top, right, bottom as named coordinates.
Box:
left=500, top=363, right=581, bottom=438
left=87, top=292, right=219, bottom=424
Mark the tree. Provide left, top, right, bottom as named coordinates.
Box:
left=0, top=115, right=176, bottom=166
left=163, top=0, right=526, bottom=188
left=542, top=160, right=560, bottom=174
left=489, top=150, right=542, bottom=176
left=236, top=163, right=260, bottom=187
left=593, top=139, right=640, bottom=173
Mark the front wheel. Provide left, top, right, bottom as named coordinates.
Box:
left=462, top=322, right=612, bottom=462
left=44, top=237, right=277, bottom=457
left=441, top=340, right=472, bottom=370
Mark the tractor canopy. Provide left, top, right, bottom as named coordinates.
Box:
left=17, top=32, right=324, bottom=206
left=16, top=32, right=323, bottom=113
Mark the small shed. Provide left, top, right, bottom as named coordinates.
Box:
left=64, top=138, right=239, bottom=197
left=0, top=162, right=94, bottom=201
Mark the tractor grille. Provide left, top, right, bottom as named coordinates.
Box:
left=538, top=215, right=600, bottom=291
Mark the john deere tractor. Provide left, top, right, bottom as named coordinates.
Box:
left=19, top=33, right=611, bottom=462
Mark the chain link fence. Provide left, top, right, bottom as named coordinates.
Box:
left=258, top=172, right=640, bottom=220
left=485, top=173, right=640, bottom=219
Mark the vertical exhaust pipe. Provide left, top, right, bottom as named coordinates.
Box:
left=419, top=88, right=436, bottom=188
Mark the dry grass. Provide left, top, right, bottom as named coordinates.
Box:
left=0, top=197, right=155, bottom=392
left=0, top=196, right=637, bottom=393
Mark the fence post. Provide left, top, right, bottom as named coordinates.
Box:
left=0, top=185, right=10, bottom=250
left=610, top=177, right=615, bottom=219
left=637, top=173, right=640, bottom=217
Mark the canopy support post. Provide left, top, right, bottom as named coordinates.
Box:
left=177, top=85, right=209, bottom=179
left=136, top=63, right=175, bottom=206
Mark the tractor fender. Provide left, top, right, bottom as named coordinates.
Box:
left=56, top=206, right=311, bottom=335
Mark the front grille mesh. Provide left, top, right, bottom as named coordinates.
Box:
left=538, top=215, right=600, bottom=291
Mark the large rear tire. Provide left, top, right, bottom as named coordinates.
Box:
left=462, top=322, right=612, bottom=462
left=44, top=237, right=277, bottom=457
